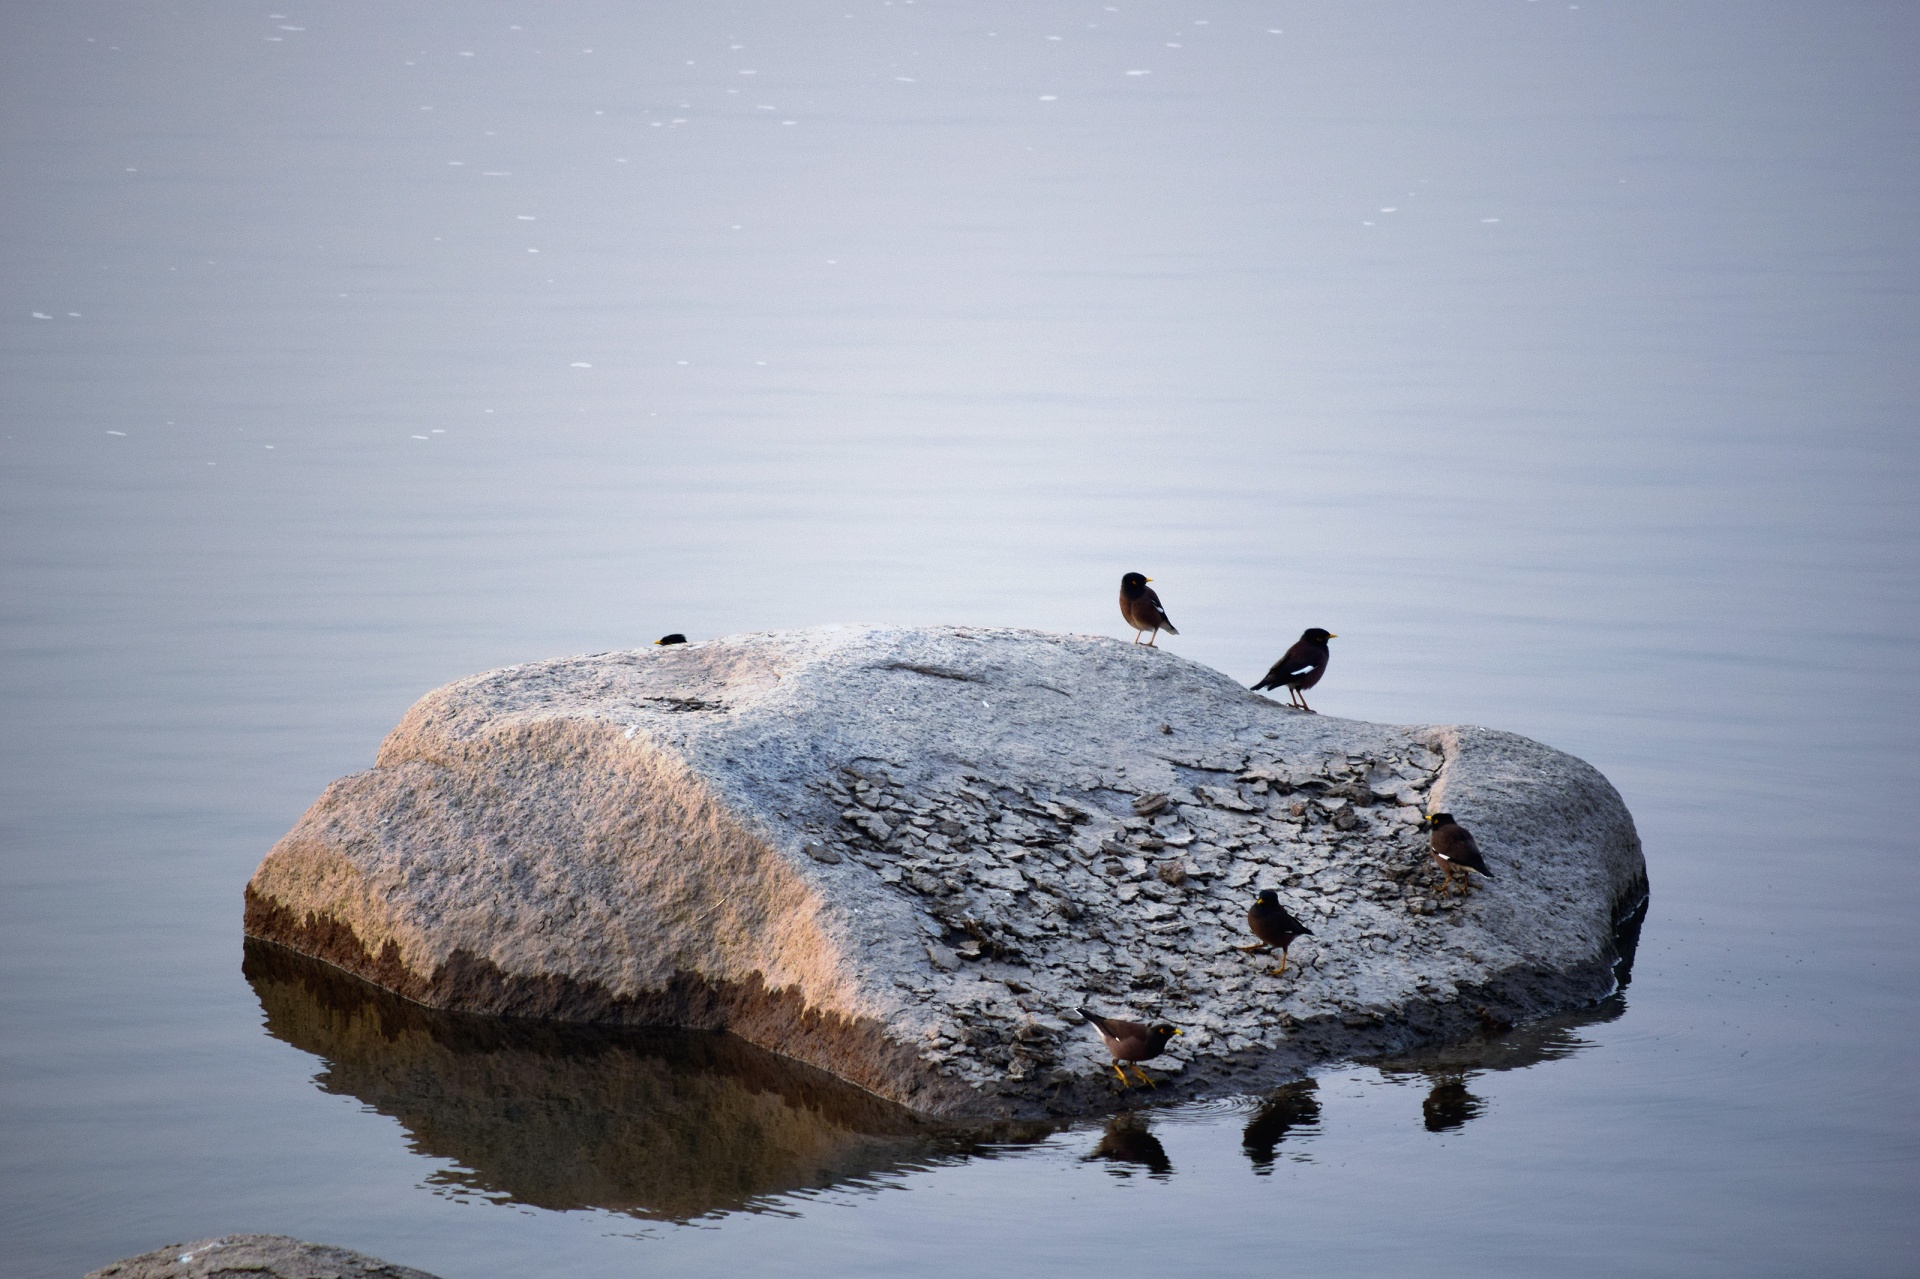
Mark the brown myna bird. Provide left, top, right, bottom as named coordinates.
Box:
left=1419, top=812, right=1494, bottom=894
left=1238, top=889, right=1313, bottom=974
left=1080, top=1008, right=1182, bottom=1087
left=1251, top=628, right=1335, bottom=711
left=654, top=633, right=688, bottom=646
left=1119, top=572, right=1179, bottom=646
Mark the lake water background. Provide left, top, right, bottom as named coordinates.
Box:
left=2, top=2, right=1915, bottom=1276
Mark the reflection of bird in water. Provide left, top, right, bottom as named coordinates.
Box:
left=1242, top=1080, right=1321, bottom=1172
left=1422, top=1076, right=1486, bottom=1132
left=1085, top=1112, right=1172, bottom=1177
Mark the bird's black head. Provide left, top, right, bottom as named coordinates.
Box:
left=1149, top=1024, right=1183, bottom=1045
left=654, top=633, right=688, bottom=646
left=1121, top=571, right=1150, bottom=595
left=1302, top=627, right=1335, bottom=643
left=1422, top=812, right=1456, bottom=828
left=1255, top=888, right=1280, bottom=906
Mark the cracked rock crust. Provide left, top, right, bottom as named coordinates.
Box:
left=245, top=625, right=1646, bottom=1118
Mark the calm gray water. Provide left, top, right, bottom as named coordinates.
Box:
left=2, top=2, right=1916, bottom=1276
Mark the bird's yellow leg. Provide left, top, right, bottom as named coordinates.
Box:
left=1112, top=1063, right=1132, bottom=1086
left=1276, top=951, right=1289, bottom=975
left=1131, top=1065, right=1156, bottom=1088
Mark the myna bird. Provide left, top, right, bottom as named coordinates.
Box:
left=1251, top=628, right=1335, bottom=711
left=1238, top=889, right=1313, bottom=974
left=1119, top=572, right=1179, bottom=646
left=1080, top=1009, right=1182, bottom=1087
left=1419, top=812, right=1494, bottom=894
left=654, top=633, right=687, bottom=646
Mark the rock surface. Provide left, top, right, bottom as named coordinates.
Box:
left=85, top=1235, right=441, bottom=1279
left=246, top=625, right=1646, bottom=1118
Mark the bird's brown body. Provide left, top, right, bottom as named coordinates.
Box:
left=1119, top=572, right=1178, bottom=646
left=1420, top=812, right=1493, bottom=894
left=1239, top=889, right=1313, bottom=974
left=1081, top=1009, right=1182, bottom=1087
left=1251, top=628, right=1334, bottom=711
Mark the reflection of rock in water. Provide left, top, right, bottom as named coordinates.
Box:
left=1242, top=1080, right=1321, bottom=1171
left=1083, top=1113, right=1172, bottom=1178
left=1420, top=1078, right=1485, bottom=1132
left=244, top=940, right=1028, bottom=1221
left=1372, top=992, right=1633, bottom=1135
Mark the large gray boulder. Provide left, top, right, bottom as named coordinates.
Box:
left=246, top=625, right=1645, bottom=1118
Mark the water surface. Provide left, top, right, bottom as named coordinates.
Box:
left=2, top=3, right=1916, bottom=1276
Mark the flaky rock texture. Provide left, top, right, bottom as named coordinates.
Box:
left=246, top=625, right=1645, bottom=1118
left=85, top=1235, right=441, bottom=1279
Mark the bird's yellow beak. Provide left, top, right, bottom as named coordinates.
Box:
left=1173, top=1028, right=1184, bottom=1035
left=1146, top=577, right=1154, bottom=582
left=1329, top=633, right=1338, bottom=638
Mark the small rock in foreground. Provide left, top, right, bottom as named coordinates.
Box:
left=86, top=1234, right=442, bottom=1279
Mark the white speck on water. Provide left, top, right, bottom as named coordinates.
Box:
left=278, top=25, right=305, bottom=32
left=1166, top=42, right=1182, bottom=47
left=67, top=312, right=80, bottom=317
left=740, top=68, right=757, bottom=75
left=1267, top=28, right=1283, bottom=33
left=527, top=248, right=538, bottom=253
left=782, top=119, right=797, bottom=125
left=1380, top=206, right=1397, bottom=212
left=1125, top=68, right=1151, bottom=75
left=448, top=160, right=465, bottom=166
left=570, top=362, right=592, bottom=368
left=895, top=76, right=917, bottom=82
left=459, top=50, right=475, bottom=57
left=263, top=444, right=274, bottom=449
left=411, top=434, right=429, bottom=440
left=517, top=215, right=536, bottom=221
left=106, top=430, right=127, bottom=436
left=1481, top=217, right=1501, bottom=223
left=32, top=312, right=51, bottom=319
left=676, top=360, right=690, bottom=365
left=482, top=171, right=511, bottom=176
left=1039, top=94, right=1058, bottom=101
left=1363, top=220, right=1376, bottom=226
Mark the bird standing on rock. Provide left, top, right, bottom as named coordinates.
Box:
left=1419, top=812, right=1494, bottom=894
left=654, top=633, right=687, bottom=646
left=1119, top=573, right=1178, bottom=646
left=1251, top=628, right=1335, bottom=711
left=1239, top=889, right=1314, bottom=974
left=1080, top=1009, right=1182, bottom=1087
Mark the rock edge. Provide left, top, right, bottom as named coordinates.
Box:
left=86, top=1235, right=442, bottom=1279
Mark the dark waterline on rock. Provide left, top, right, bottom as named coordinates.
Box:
left=2, top=2, right=1916, bottom=1277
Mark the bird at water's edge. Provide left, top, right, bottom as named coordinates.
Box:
left=1081, top=1009, right=1182, bottom=1087
left=1239, top=889, right=1313, bottom=974
left=1419, top=812, right=1494, bottom=894
left=1119, top=573, right=1178, bottom=646
left=1252, top=628, right=1335, bottom=711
